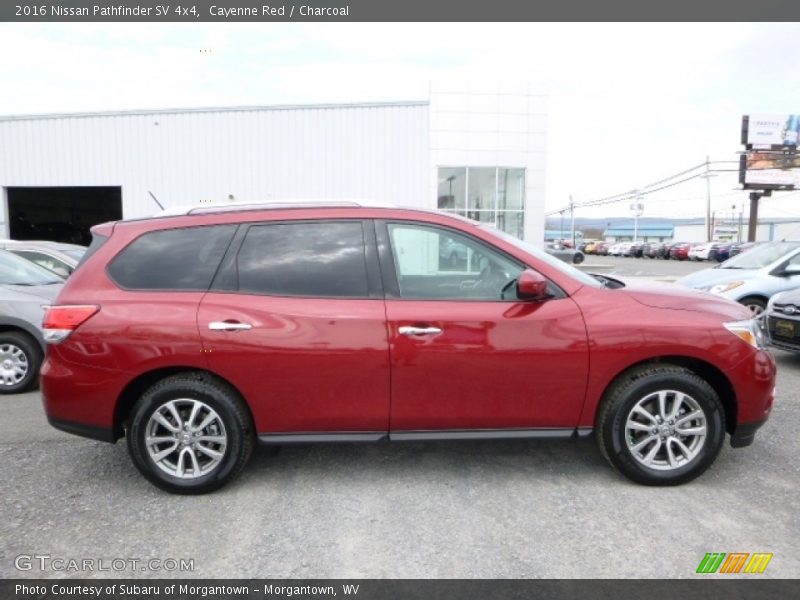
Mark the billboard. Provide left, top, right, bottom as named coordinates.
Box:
left=739, top=152, right=800, bottom=190
left=742, top=114, right=800, bottom=150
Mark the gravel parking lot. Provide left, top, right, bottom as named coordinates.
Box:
left=1, top=257, right=798, bottom=580
left=580, top=254, right=713, bottom=279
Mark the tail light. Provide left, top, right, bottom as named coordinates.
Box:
left=43, top=305, right=100, bottom=343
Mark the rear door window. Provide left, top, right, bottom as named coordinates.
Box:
left=235, top=222, right=369, bottom=298
left=108, top=225, right=237, bottom=290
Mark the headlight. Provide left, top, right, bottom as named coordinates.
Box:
left=724, top=319, right=766, bottom=349
left=706, top=281, right=744, bottom=294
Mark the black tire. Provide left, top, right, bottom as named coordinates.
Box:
left=0, top=331, right=42, bottom=394
left=739, top=296, right=767, bottom=316
left=572, top=252, right=584, bottom=264
left=596, top=364, right=725, bottom=486
left=127, top=373, right=254, bottom=494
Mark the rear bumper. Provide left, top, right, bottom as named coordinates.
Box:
left=47, top=416, right=116, bottom=443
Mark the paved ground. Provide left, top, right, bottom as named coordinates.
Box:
left=1, top=256, right=798, bottom=579
left=580, top=254, right=712, bottom=280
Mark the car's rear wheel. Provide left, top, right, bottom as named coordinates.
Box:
left=597, top=365, right=725, bottom=485
left=739, top=296, right=767, bottom=317
left=572, top=253, right=584, bottom=264
left=127, top=373, right=254, bottom=494
left=0, top=331, right=41, bottom=394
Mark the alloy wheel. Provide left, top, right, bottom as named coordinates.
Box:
left=624, top=390, right=707, bottom=471
left=145, top=399, right=228, bottom=479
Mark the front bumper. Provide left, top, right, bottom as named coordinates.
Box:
left=730, top=419, right=767, bottom=448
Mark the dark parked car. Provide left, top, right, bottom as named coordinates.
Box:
left=594, top=241, right=610, bottom=256
left=709, top=243, right=733, bottom=263
left=765, top=288, right=800, bottom=353
left=42, top=202, right=775, bottom=493
left=644, top=242, right=666, bottom=259
left=729, top=241, right=762, bottom=258
left=628, top=242, right=645, bottom=258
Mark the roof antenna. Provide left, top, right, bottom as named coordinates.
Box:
left=148, top=190, right=165, bottom=211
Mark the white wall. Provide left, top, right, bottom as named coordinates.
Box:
left=0, top=102, right=430, bottom=229
left=0, top=92, right=548, bottom=244
left=674, top=222, right=775, bottom=242
left=773, top=221, right=800, bottom=241
left=428, top=82, right=547, bottom=245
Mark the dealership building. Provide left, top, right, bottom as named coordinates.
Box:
left=0, top=84, right=546, bottom=245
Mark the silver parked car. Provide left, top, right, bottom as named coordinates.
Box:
left=764, top=288, right=800, bottom=353
left=0, top=250, right=63, bottom=393
left=676, top=241, right=800, bottom=315
left=0, top=240, right=86, bottom=278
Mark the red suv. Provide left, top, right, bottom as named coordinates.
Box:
left=42, top=203, right=775, bottom=493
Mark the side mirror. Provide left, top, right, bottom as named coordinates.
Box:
left=517, top=269, right=549, bottom=300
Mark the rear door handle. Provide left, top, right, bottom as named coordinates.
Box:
left=399, top=326, right=443, bottom=336
left=208, top=321, right=252, bottom=331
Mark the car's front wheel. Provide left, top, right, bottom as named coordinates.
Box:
left=127, top=373, right=254, bottom=494
left=739, top=296, right=767, bottom=317
left=597, top=365, right=725, bottom=485
left=0, top=331, right=42, bottom=394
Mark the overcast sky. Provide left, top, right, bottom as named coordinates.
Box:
left=2, top=22, right=799, bottom=222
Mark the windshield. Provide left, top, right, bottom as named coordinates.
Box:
left=0, top=250, right=63, bottom=285
left=720, top=242, right=800, bottom=270
left=483, top=226, right=602, bottom=288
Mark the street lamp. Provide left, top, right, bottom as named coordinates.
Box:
left=630, top=197, right=644, bottom=242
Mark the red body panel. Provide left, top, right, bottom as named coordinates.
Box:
left=197, top=293, right=390, bottom=432
left=571, top=284, right=776, bottom=428
left=41, top=291, right=208, bottom=429
left=386, top=297, right=589, bottom=430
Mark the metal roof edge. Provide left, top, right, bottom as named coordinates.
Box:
left=0, top=100, right=430, bottom=122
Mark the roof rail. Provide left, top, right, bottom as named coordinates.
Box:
left=185, top=200, right=366, bottom=215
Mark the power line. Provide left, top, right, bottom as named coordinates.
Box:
left=546, top=159, right=800, bottom=216
left=547, top=161, right=709, bottom=215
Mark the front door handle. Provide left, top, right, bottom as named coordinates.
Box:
left=399, top=326, right=443, bottom=336
left=208, top=321, right=253, bottom=332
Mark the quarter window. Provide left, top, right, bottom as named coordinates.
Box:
left=236, top=222, right=369, bottom=297
left=108, top=225, right=236, bottom=290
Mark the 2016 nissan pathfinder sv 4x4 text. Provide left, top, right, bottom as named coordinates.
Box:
left=41, top=202, right=775, bottom=493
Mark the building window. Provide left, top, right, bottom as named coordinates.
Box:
left=437, top=167, right=525, bottom=239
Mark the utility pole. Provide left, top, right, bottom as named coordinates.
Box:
left=699, top=155, right=716, bottom=242
left=747, top=190, right=771, bottom=242
left=569, top=194, right=576, bottom=248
